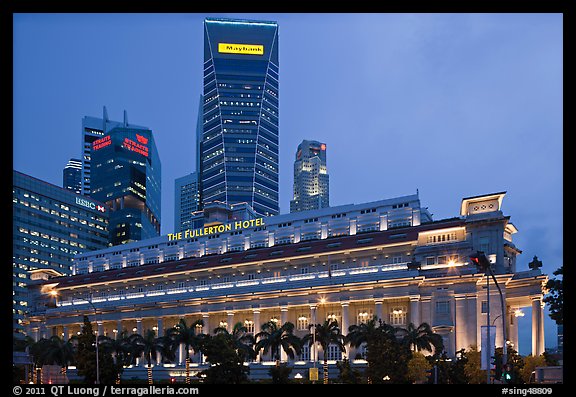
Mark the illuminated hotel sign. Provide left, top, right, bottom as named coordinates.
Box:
left=123, top=134, right=149, bottom=157
left=75, top=197, right=106, bottom=213
left=218, top=43, right=264, bottom=55
left=92, top=135, right=111, bottom=151
left=168, top=218, right=265, bottom=241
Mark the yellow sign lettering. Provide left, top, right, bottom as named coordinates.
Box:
left=218, top=43, right=264, bottom=55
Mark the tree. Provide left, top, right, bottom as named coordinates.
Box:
left=198, top=332, right=250, bottom=384
left=336, top=358, right=362, bottom=384
left=396, top=322, right=444, bottom=354
left=449, top=348, right=469, bottom=384
left=303, top=319, right=345, bottom=384
left=544, top=266, right=563, bottom=325
left=127, top=330, right=160, bottom=384
left=255, top=321, right=302, bottom=367
left=42, top=336, right=76, bottom=377
left=364, top=326, right=411, bottom=384
left=407, top=352, right=431, bottom=383
left=74, top=315, right=121, bottom=384
left=521, top=355, right=547, bottom=384
left=213, top=321, right=256, bottom=362
left=169, top=318, right=205, bottom=384
left=268, top=362, right=293, bottom=384
left=463, top=345, right=486, bottom=384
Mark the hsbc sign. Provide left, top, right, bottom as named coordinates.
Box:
left=75, top=197, right=106, bottom=213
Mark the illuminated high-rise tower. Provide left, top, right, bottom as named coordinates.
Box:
left=199, top=18, right=279, bottom=217
left=290, top=140, right=329, bottom=213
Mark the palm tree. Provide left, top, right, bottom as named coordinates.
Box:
left=28, top=338, right=51, bottom=383
left=98, top=331, right=133, bottom=384
left=127, top=330, right=159, bottom=384
left=303, top=319, right=345, bottom=384
left=42, top=336, right=76, bottom=378
left=345, top=316, right=395, bottom=383
left=155, top=334, right=178, bottom=365
left=213, top=321, right=256, bottom=362
left=396, top=322, right=444, bottom=354
left=169, top=318, right=205, bottom=384
left=255, top=321, right=301, bottom=367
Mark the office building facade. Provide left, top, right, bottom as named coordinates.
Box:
left=13, top=170, right=109, bottom=337
left=290, top=140, right=329, bottom=213
left=62, top=158, right=82, bottom=194
left=199, top=18, right=280, bottom=217
left=27, top=192, right=547, bottom=381
left=81, top=107, right=148, bottom=196
left=90, top=125, right=161, bottom=246
left=174, top=172, right=200, bottom=233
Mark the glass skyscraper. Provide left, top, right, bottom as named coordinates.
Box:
left=81, top=107, right=148, bottom=196
left=13, top=171, right=109, bottom=336
left=199, top=18, right=279, bottom=217
left=174, top=172, right=200, bottom=233
left=62, top=158, right=82, bottom=194
left=90, top=125, right=161, bottom=245
left=290, top=140, right=330, bottom=213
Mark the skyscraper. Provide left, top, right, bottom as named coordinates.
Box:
left=62, top=158, right=82, bottom=194
left=199, top=18, right=279, bottom=217
left=290, top=140, right=329, bottom=213
left=13, top=170, right=109, bottom=336
left=174, top=172, right=200, bottom=233
left=80, top=107, right=148, bottom=196
left=90, top=124, right=161, bottom=245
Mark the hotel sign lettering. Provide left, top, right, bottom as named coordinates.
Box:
left=218, top=43, right=264, bottom=55
left=168, top=218, right=265, bottom=241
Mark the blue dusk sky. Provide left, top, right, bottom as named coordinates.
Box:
left=13, top=13, right=562, bottom=355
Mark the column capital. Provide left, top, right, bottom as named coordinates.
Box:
left=409, top=295, right=421, bottom=302
left=341, top=301, right=350, bottom=307
left=281, top=307, right=288, bottom=312
left=253, top=309, right=260, bottom=314
left=374, top=300, right=383, bottom=305
left=202, top=313, right=210, bottom=318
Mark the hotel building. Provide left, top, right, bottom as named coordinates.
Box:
left=26, top=191, right=547, bottom=380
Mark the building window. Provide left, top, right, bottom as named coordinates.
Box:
left=426, top=257, right=435, bottom=266
left=481, top=300, right=488, bottom=314
left=436, top=301, right=450, bottom=314
left=244, top=320, right=255, bottom=334
left=327, top=344, right=342, bottom=361
left=299, top=344, right=310, bottom=361
left=357, top=309, right=372, bottom=324
left=390, top=306, right=407, bottom=326
left=297, top=315, right=309, bottom=331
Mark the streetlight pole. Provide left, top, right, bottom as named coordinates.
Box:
left=87, top=293, right=100, bottom=385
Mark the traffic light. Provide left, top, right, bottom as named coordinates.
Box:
left=470, top=251, right=491, bottom=271
left=492, top=355, right=502, bottom=380
left=502, top=364, right=512, bottom=383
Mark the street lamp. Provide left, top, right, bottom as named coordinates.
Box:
left=86, top=292, right=100, bottom=385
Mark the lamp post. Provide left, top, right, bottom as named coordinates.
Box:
left=87, top=292, right=100, bottom=385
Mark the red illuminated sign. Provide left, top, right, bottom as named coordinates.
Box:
left=123, top=136, right=149, bottom=157
left=136, top=134, right=148, bottom=144
left=321, top=144, right=326, bottom=151
left=92, top=135, right=111, bottom=151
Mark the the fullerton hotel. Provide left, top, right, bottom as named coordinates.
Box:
left=26, top=191, right=547, bottom=380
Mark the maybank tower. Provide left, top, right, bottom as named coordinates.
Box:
left=199, top=18, right=279, bottom=217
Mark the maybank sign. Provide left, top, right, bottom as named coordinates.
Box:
left=218, top=43, right=264, bottom=55
left=168, top=218, right=265, bottom=241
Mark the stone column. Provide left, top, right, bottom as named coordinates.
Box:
left=227, top=312, right=234, bottom=333
left=202, top=314, right=210, bottom=335
left=281, top=307, right=288, bottom=362
left=116, top=320, right=123, bottom=339
left=374, top=300, right=383, bottom=323
left=410, top=296, right=421, bottom=326
left=509, top=308, right=519, bottom=353
left=62, top=326, right=69, bottom=342
left=136, top=319, right=143, bottom=366
left=310, top=305, right=318, bottom=363
left=253, top=310, right=261, bottom=362
left=156, top=318, right=164, bottom=365
left=532, top=297, right=545, bottom=356
left=455, top=295, right=468, bottom=351
left=341, top=302, right=350, bottom=359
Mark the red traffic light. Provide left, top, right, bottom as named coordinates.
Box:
left=470, top=251, right=490, bottom=270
